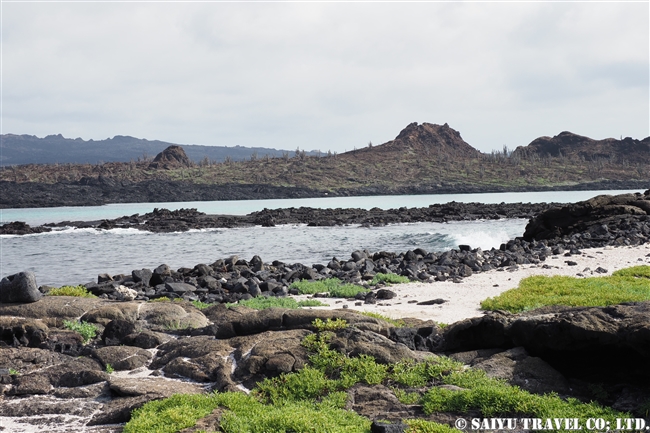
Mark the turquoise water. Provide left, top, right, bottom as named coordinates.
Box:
left=0, top=189, right=641, bottom=226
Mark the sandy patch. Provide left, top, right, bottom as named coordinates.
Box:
left=297, top=244, right=650, bottom=324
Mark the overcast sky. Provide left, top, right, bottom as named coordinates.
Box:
left=2, top=1, right=648, bottom=153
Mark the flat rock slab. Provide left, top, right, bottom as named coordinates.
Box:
left=92, top=346, right=153, bottom=371
left=108, top=376, right=205, bottom=398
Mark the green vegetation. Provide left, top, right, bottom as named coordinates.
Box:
left=420, top=367, right=622, bottom=420
left=125, top=318, right=628, bottom=433
left=290, top=278, right=369, bottom=298
left=226, top=296, right=328, bottom=310
left=404, top=419, right=458, bottom=433
left=8, top=368, right=19, bottom=375
left=149, top=296, right=184, bottom=303
left=191, top=300, right=212, bottom=310
left=370, top=273, right=410, bottom=286
left=105, top=364, right=115, bottom=374
left=47, top=285, right=96, bottom=298
left=125, top=392, right=371, bottom=433
left=312, top=318, right=348, bottom=332
left=481, top=266, right=650, bottom=313
left=612, top=265, right=650, bottom=279
left=62, top=320, right=98, bottom=343
left=360, top=311, right=406, bottom=328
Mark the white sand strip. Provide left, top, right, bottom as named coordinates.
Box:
left=297, top=244, right=650, bottom=324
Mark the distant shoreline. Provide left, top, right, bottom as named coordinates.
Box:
left=1, top=179, right=647, bottom=209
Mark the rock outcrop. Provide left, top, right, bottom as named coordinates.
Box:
left=513, top=131, right=650, bottom=164
left=523, top=189, right=650, bottom=242
left=0, top=271, right=43, bottom=304
left=148, top=145, right=193, bottom=170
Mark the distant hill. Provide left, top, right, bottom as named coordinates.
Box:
left=512, top=131, right=650, bottom=164
left=1, top=122, right=649, bottom=208
left=0, top=134, right=321, bottom=166
left=344, top=122, right=480, bottom=158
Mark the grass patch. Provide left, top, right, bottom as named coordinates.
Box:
left=370, top=273, right=411, bottom=285
left=360, top=311, right=406, bottom=328
left=421, top=367, right=624, bottom=422
left=149, top=296, right=184, bottom=303
left=124, top=318, right=629, bottom=433
left=125, top=391, right=371, bottom=433
left=290, top=278, right=369, bottom=298
left=612, top=265, right=650, bottom=279
left=481, top=268, right=650, bottom=313
left=47, top=285, right=96, bottom=298
left=226, top=296, right=328, bottom=310
left=191, top=300, right=212, bottom=310
left=62, top=320, right=98, bottom=343
left=404, top=419, right=458, bottom=433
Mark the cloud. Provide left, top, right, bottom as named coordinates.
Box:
left=3, top=2, right=648, bottom=153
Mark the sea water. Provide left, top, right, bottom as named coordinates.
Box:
left=0, top=190, right=643, bottom=286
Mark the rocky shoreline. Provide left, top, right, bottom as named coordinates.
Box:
left=1, top=178, right=647, bottom=209
left=1, top=190, right=650, bottom=432
left=1, top=201, right=554, bottom=235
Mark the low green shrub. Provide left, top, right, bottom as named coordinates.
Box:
left=62, top=320, right=98, bottom=343
left=404, top=418, right=459, bottom=433
left=124, top=393, right=221, bottom=433
left=150, top=297, right=184, bottom=303
left=360, top=311, right=406, bottom=328
left=612, top=265, right=650, bottom=279
left=312, top=318, right=348, bottom=332
left=191, top=300, right=212, bottom=310
left=125, top=391, right=371, bottom=433
left=47, top=285, right=96, bottom=298
left=422, top=366, right=624, bottom=423
left=370, top=273, right=410, bottom=285
left=290, top=278, right=369, bottom=298
left=105, top=363, right=115, bottom=374
left=226, top=297, right=328, bottom=310
left=481, top=270, right=650, bottom=313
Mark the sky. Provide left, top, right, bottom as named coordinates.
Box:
left=2, top=1, right=649, bottom=154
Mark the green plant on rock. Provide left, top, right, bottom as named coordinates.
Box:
left=404, top=418, right=459, bottom=433
left=312, top=318, right=348, bottom=332
left=105, top=363, right=115, bottom=374
left=191, top=300, right=212, bottom=310
left=360, top=311, right=406, bottom=328
left=47, top=285, right=96, bottom=298
left=370, top=273, right=410, bottom=286
left=290, top=278, right=369, bottom=298
left=226, top=296, right=327, bottom=310
left=8, top=368, right=19, bottom=375
left=62, top=320, right=98, bottom=343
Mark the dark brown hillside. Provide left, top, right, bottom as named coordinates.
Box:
left=512, top=131, right=650, bottom=164
left=346, top=122, right=480, bottom=159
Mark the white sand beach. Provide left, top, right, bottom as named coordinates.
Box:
left=299, top=244, right=650, bottom=324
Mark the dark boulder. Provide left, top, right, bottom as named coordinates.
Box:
left=0, top=271, right=42, bottom=304
left=132, top=268, right=153, bottom=286
left=102, top=319, right=137, bottom=345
